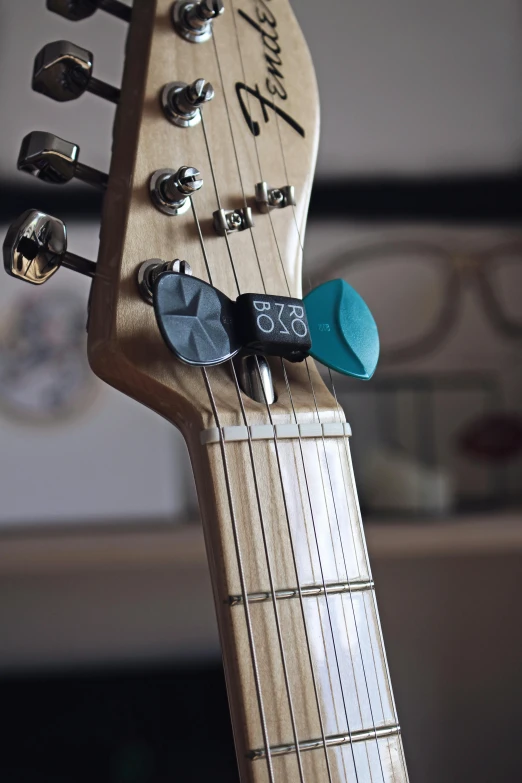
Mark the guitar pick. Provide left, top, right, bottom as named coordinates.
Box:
left=303, top=279, right=380, bottom=380
left=154, top=272, right=241, bottom=366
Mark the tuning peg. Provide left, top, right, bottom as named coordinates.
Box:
left=3, top=210, right=96, bottom=286
left=161, top=79, right=215, bottom=127
left=47, top=0, right=131, bottom=23
left=18, top=132, right=108, bottom=190
left=32, top=41, right=120, bottom=104
left=172, top=0, right=224, bottom=43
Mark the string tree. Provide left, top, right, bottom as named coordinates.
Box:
left=46, top=0, right=132, bottom=22
left=255, top=182, right=296, bottom=213
left=172, top=0, right=224, bottom=44
left=18, top=132, right=108, bottom=191
left=213, top=207, right=254, bottom=236
left=3, top=210, right=96, bottom=286
left=161, top=79, right=214, bottom=128
left=32, top=41, right=121, bottom=104
left=150, top=166, right=203, bottom=216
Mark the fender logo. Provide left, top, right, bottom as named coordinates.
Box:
left=235, top=1, right=305, bottom=138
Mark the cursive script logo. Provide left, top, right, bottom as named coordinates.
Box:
left=235, top=0, right=305, bottom=138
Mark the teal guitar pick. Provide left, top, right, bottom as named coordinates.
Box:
left=303, top=279, right=380, bottom=380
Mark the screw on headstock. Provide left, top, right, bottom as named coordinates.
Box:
left=3, top=210, right=96, bottom=286
left=161, top=79, right=215, bottom=128
left=150, top=166, right=203, bottom=216
left=18, top=132, right=108, bottom=190
left=47, top=0, right=132, bottom=22
left=32, top=41, right=121, bottom=104
left=172, top=0, right=224, bottom=43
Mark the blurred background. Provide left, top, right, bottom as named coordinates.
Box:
left=1, top=0, right=521, bottom=781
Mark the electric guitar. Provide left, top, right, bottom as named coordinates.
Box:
left=3, top=1, right=409, bottom=781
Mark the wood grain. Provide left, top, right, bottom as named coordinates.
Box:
left=87, top=1, right=409, bottom=780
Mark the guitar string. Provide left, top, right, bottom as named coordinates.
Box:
left=324, top=370, right=400, bottom=782
left=201, top=366, right=275, bottom=783
left=190, top=171, right=275, bottom=771
left=249, top=353, right=335, bottom=783
left=229, top=358, right=307, bottom=782
left=198, top=105, right=307, bottom=778
left=225, top=10, right=378, bottom=779
left=280, top=358, right=360, bottom=782
left=222, top=7, right=359, bottom=778
left=221, top=6, right=371, bottom=779
left=272, top=75, right=399, bottom=775
left=205, top=36, right=314, bottom=783
left=211, top=35, right=267, bottom=291
left=304, top=362, right=386, bottom=782
left=200, top=113, right=241, bottom=294
left=327, top=372, right=409, bottom=779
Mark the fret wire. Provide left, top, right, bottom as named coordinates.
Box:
left=327, top=370, right=409, bottom=780
left=229, top=359, right=306, bottom=783
left=201, top=367, right=275, bottom=783
left=281, top=359, right=361, bottom=782
left=229, top=577, right=375, bottom=606
left=250, top=724, right=402, bottom=761
left=305, top=362, right=386, bottom=783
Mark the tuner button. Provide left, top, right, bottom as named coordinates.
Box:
left=18, top=132, right=108, bottom=190
left=47, top=0, right=132, bottom=22
left=3, top=210, right=96, bottom=286
left=32, top=41, right=120, bottom=104
left=172, top=0, right=224, bottom=44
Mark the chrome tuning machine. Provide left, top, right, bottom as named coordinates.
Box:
left=18, top=132, right=108, bottom=190
left=255, top=182, right=296, bottom=213
left=150, top=166, right=203, bottom=216
left=47, top=0, right=131, bottom=22
left=3, top=210, right=96, bottom=286
left=172, top=0, right=224, bottom=43
left=161, top=79, right=214, bottom=128
left=33, top=41, right=120, bottom=104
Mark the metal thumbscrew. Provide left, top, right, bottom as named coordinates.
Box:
left=18, top=132, right=108, bottom=190
left=46, top=0, right=132, bottom=22
left=137, top=258, right=193, bottom=305
left=150, top=166, right=203, bottom=216
left=33, top=40, right=121, bottom=104
left=172, top=0, right=224, bottom=43
left=161, top=78, right=215, bottom=127
left=3, top=210, right=96, bottom=286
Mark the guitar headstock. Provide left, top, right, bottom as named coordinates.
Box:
left=4, top=0, right=325, bottom=442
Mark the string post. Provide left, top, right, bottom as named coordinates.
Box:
left=172, top=0, right=224, bottom=44
left=161, top=79, right=214, bottom=128
left=150, top=166, right=203, bottom=217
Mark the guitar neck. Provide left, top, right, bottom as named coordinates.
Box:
left=188, top=388, right=408, bottom=783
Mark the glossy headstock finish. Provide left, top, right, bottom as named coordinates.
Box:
left=88, top=0, right=324, bottom=439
